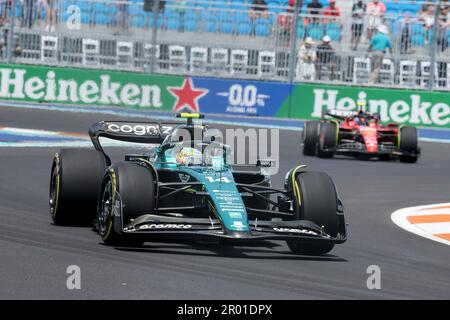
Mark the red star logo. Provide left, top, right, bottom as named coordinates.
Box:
left=168, top=78, right=208, bottom=113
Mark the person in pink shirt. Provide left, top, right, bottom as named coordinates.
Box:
left=367, top=0, right=386, bottom=40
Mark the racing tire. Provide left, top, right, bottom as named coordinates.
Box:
left=399, top=126, right=418, bottom=163
left=302, top=121, right=320, bottom=156
left=97, top=163, right=155, bottom=247
left=317, top=122, right=337, bottom=159
left=50, top=149, right=107, bottom=226
left=287, top=171, right=338, bottom=255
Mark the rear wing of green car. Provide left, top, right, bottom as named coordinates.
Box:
left=89, top=121, right=177, bottom=163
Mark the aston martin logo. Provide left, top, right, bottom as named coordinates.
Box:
left=178, top=173, right=190, bottom=183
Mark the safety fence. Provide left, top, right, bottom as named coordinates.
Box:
left=0, top=0, right=448, bottom=90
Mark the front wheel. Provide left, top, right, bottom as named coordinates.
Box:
left=317, top=122, right=337, bottom=159
left=287, top=171, right=339, bottom=255
left=50, top=149, right=106, bottom=226
left=97, top=163, right=155, bottom=246
left=399, top=126, right=419, bottom=163
left=302, top=121, right=320, bottom=156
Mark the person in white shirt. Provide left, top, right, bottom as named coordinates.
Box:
left=297, top=37, right=317, bottom=80
left=419, top=4, right=436, bottom=45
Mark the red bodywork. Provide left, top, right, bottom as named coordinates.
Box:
left=338, top=117, right=399, bottom=154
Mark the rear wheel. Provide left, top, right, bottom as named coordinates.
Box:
left=317, top=122, right=337, bottom=159
left=97, top=163, right=155, bottom=246
left=399, top=126, right=418, bottom=163
left=50, top=149, right=106, bottom=226
left=287, top=171, right=338, bottom=255
left=302, top=121, right=320, bottom=156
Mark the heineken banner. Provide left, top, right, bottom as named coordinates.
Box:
left=0, top=63, right=179, bottom=111
left=276, top=83, right=450, bottom=128
left=0, top=64, right=448, bottom=128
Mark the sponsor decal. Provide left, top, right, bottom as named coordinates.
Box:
left=178, top=173, right=190, bottom=183
left=231, top=221, right=245, bottom=230
left=106, top=123, right=160, bottom=136
left=167, top=77, right=208, bottom=113
left=277, top=84, right=450, bottom=128
left=310, top=89, right=450, bottom=127
left=216, top=84, right=270, bottom=114
left=273, top=227, right=318, bottom=235
left=1, top=64, right=448, bottom=129
left=0, top=66, right=164, bottom=108
left=195, top=77, right=291, bottom=117
left=228, top=211, right=243, bottom=218
left=138, top=224, right=192, bottom=230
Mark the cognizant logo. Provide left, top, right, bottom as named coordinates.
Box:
left=107, top=123, right=159, bottom=136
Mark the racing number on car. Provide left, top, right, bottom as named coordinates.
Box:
left=205, top=176, right=231, bottom=184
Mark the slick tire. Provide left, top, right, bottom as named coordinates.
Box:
left=287, top=171, right=338, bottom=255
left=399, top=126, right=419, bottom=163
left=50, top=149, right=107, bottom=226
left=317, top=122, right=337, bottom=159
left=302, top=121, right=320, bottom=156
left=98, top=163, right=155, bottom=247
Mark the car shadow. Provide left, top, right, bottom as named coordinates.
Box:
left=307, top=155, right=397, bottom=163
left=113, top=241, right=347, bottom=262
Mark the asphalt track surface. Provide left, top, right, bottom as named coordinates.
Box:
left=1, top=105, right=449, bottom=299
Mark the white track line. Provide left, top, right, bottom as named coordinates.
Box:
left=0, top=127, right=157, bottom=148
left=391, top=203, right=450, bottom=246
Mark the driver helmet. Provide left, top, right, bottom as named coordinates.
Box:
left=176, top=147, right=203, bottom=166
left=358, top=116, right=369, bottom=126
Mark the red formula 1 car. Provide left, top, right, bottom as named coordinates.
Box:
left=302, top=107, right=420, bottom=163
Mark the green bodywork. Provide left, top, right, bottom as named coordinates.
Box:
left=148, top=144, right=250, bottom=233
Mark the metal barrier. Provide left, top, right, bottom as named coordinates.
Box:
left=0, top=0, right=448, bottom=90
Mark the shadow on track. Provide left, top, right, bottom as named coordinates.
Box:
left=112, top=242, right=347, bottom=262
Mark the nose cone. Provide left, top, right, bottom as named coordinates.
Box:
left=366, top=144, right=378, bottom=153
left=360, top=127, right=379, bottom=153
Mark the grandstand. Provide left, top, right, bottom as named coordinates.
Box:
left=0, top=0, right=448, bottom=89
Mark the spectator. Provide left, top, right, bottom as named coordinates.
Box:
left=438, top=2, right=450, bottom=51
left=36, top=0, right=45, bottom=27
left=276, top=0, right=294, bottom=47
left=316, top=35, right=336, bottom=80
left=297, top=37, right=317, bottom=80
left=417, top=4, right=428, bottom=18
left=175, top=0, right=186, bottom=32
left=399, top=12, right=412, bottom=54
left=20, top=0, right=36, bottom=29
left=367, top=0, right=386, bottom=41
left=0, top=16, right=7, bottom=57
left=144, top=0, right=166, bottom=13
left=323, top=0, right=341, bottom=38
left=307, top=0, right=323, bottom=24
left=250, top=0, right=268, bottom=37
left=368, top=25, right=392, bottom=84
left=250, top=0, right=268, bottom=20
left=324, top=0, right=340, bottom=20
left=44, top=0, right=57, bottom=32
left=351, top=0, right=366, bottom=50
left=117, top=0, right=129, bottom=32
left=419, top=4, right=436, bottom=45
left=1, top=0, right=11, bottom=20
